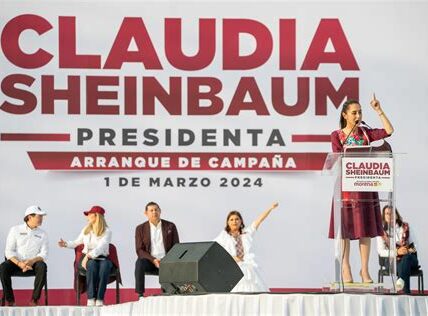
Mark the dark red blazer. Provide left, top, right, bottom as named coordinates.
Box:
left=135, top=219, right=179, bottom=262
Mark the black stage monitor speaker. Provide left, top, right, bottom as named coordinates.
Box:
left=159, top=241, right=243, bottom=294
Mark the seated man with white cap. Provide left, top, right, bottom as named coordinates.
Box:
left=0, top=205, right=48, bottom=306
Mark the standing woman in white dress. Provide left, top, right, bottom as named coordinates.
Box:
left=215, top=202, right=279, bottom=292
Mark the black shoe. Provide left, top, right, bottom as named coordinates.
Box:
left=29, top=299, right=38, bottom=306
left=6, top=300, right=16, bottom=306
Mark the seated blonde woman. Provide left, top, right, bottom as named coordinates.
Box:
left=58, top=206, right=112, bottom=306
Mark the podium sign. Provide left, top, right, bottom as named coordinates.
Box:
left=324, top=149, right=400, bottom=293
left=341, top=157, right=394, bottom=192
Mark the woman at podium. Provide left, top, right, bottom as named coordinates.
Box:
left=215, top=202, right=278, bottom=292
left=328, top=94, right=394, bottom=283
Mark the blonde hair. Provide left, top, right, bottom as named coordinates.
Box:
left=84, top=213, right=108, bottom=236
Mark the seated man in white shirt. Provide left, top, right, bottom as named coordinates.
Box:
left=0, top=206, right=48, bottom=306
left=135, top=202, right=179, bottom=299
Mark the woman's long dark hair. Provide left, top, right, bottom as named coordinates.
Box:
left=225, top=210, right=245, bottom=234
left=339, top=99, right=360, bottom=129
left=381, top=205, right=403, bottom=231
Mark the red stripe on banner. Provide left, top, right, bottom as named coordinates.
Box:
left=1, top=288, right=425, bottom=306
left=1, top=133, right=70, bottom=141
left=269, top=288, right=324, bottom=293
left=0, top=288, right=318, bottom=306
left=27, top=152, right=328, bottom=171
left=0, top=288, right=158, bottom=306
left=291, top=134, right=331, bottom=142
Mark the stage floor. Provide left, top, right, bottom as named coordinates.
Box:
left=1, top=292, right=428, bottom=316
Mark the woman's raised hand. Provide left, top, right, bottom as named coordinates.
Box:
left=370, top=93, right=382, bottom=113
left=254, top=202, right=279, bottom=229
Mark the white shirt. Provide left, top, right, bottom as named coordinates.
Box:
left=5, top=224, right=48, bottom=261
left=66, top=227, right=112, bottom=258
left=214, top=222, right=257, bottom=264
left=150, top=221, right=165, bottom=259
left=377, top=223, right=417, bottom=257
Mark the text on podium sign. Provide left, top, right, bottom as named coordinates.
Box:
left=341, top=157, right=394, bottom=192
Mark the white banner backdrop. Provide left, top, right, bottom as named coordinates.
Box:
left=1, top=0, right=427, bottom=291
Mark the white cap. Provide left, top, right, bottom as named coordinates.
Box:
left=24, top=205, right=47, bottom=216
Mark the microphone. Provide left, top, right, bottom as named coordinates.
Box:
left=342, top=120, right=360, bottom=147
left=360, top=121, right=372, bottom=129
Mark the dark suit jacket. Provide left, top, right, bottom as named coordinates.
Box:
left=135, top=219, right=179, bottom=262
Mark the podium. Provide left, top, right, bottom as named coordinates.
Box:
left=323, top=143, right=400, bottom=293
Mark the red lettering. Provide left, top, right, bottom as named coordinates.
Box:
left=86, top=76, right=119, bottom=114
left=1, top=14, right=53, bottom=69
left=124, top=77, right=137, bottom=115
left=315, top=77, right=359, bottom=115
left=104, top=18, right=162, bottom=69
left=279, top=19, right=296, bottom=70
left=187, top=77, right=223, bottom=115
left=142, top=77, right=181, bottom=115
left=0, top=74, right=37, bottom=114
left=227, top=77, right=269, bottom=115
left=302, top=19, right=359, bottom=70
left=272, top=77, right=309, bottom=116
left=59, top=17, right=101, bottom=69
left=41, top=75, right=81, bottom=114
left=165, top=19, right=215, bottom=70
left=223, top=19, right=273, bottom=70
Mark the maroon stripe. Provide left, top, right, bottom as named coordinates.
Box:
left=292, top=134, right=330, bottom=142
left=27, top=152, right=328, bottom=171
left=0, top=288, right=157, bottom=306
left=1, top=133, right=70, bottom=141
left=270, top=288, right=323, bottom=293
left=0, top=288, right=425, bottom=306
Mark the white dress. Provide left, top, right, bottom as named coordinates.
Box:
left=214, top=222, right=268, bottom=292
